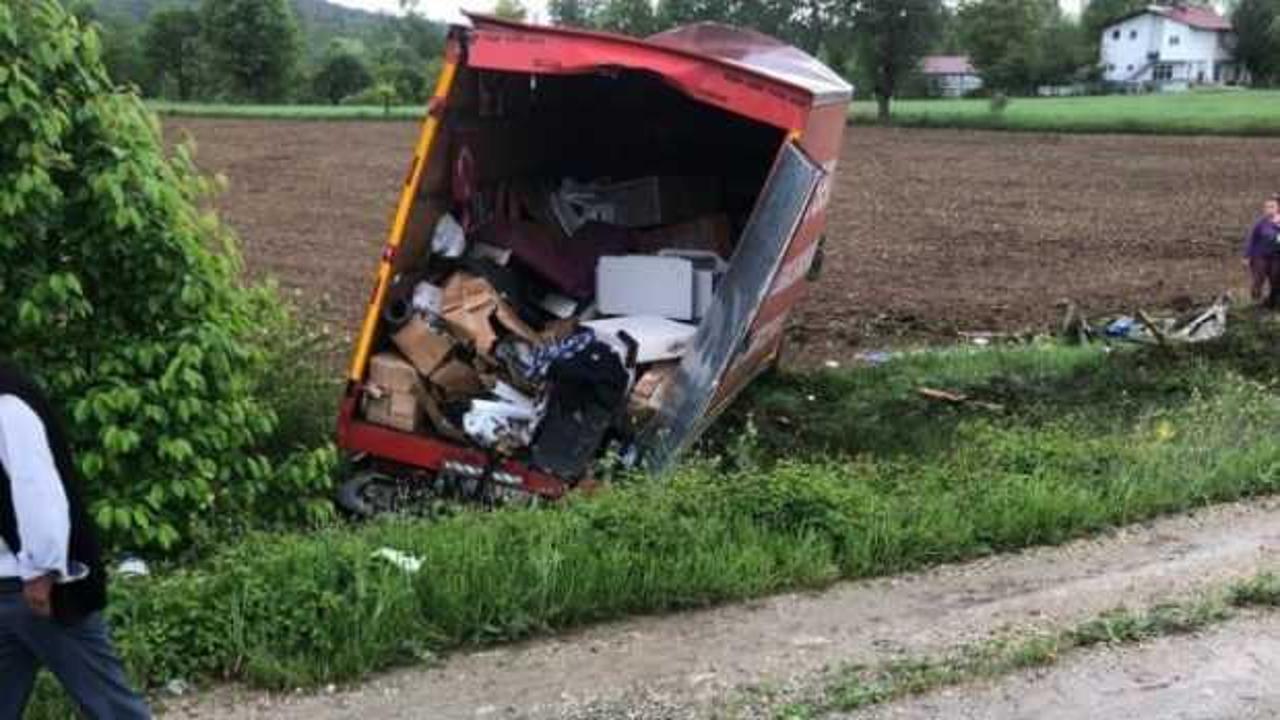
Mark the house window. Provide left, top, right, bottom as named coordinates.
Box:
left=1169, top=35, right=1180, bottom=46
left=1130, top=29, right=1138, bottom=39
left=1112, top=29, right=1121, bottom=40
left=1153, top=64, right=1174, bottom=81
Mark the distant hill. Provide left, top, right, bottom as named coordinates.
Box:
left=89, top=0, right=406, bottom=58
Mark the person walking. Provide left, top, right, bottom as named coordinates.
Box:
left=0, top=362, right=150, bottom=719
left=1243, top=195, right=1280, bottom=307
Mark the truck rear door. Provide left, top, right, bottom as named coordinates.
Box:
left=641, top=140, right=823, bottom=470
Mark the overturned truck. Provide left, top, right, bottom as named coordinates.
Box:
left=335, top=15, right=851, bottom=513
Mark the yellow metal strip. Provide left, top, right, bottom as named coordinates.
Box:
left=348, top=60, right=460, bottom=382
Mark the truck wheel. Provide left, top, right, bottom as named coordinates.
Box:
left=336, top=469, right=405, bottom=518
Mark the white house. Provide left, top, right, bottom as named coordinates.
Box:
left=1099, top=4, right=1246, bottom=89
left=920, top=55, right=983, bottom=97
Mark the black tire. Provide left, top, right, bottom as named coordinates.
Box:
left=335, top=469, right=404, bottom=518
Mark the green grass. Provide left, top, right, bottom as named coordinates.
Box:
left=772, top=571, right=1280, bottom=718
left=23, top=312, right=1280, bottom=716
left=149, top=101, right=426, bottom=120
left=850, top=89, right=1280, bottom=135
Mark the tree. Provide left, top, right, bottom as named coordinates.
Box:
left=144, top=8, right=203, bottom=101
left=2, top=0, right=333, bottom=551
left=372, top=41, right=428, bottom=102
left=1233, top=0, right=1280, bottom=86
left=957, top=0, right=1059, bottom=93
left=852, top=0, right=944, bottom=121
left=493, top=0, right=530, bottom=20
left=69, top=2, right=149, bottom=91
left=549, top=0, right=605, bottom=27
left=600, top=0, right=658, bottom=35
left=201, top=0, right=301, bottom=102
left=313, top=43, right=372, bottom=104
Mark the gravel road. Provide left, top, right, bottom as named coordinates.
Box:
left=164, top=498, right=1280, bottom=719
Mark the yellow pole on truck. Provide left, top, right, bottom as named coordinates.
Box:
left=348, top=58, right=459, bottom=383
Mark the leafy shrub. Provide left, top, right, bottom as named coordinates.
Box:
left=0, top=0, right=332, bottom=552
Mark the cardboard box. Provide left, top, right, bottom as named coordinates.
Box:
left=363, top=390, right=420, bottom=433
left=367, top=352, right=419, bottom=392
left=363, top=353, right=422, bottom=432
left=392, top=317, right=454, bottom=377
left=632, top=214, right=733, bottom=258
left=597, top=255, right=695, bottom=320
left=628, top=362, right=680, bottom=421
left=429, top=359, right=485, bottom=401
left=416, top=385, right=468, bottom=442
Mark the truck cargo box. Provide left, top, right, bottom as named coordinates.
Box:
left=335, top=15, right=851, bottom=512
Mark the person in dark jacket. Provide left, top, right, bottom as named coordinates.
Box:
left=1243, top=195, right=1280, bottom=306
left=0, top=362, right=150, bottom=719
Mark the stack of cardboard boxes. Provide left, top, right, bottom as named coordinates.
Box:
left=360, top=175, right=732, bottom=479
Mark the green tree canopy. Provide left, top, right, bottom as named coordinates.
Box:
left=143, top=7, right=203, bottom=101
left=1, top=0, right=331, bottom=551
left=201, top=0, right=301, bottom=102
left=599, top=0, right=658, bottom=35
left=1233, top=0, right=1280, bottom=86
left=493, top=0, right=530, bottom=20
left=313, top=42, right=372, bottom=104
left=853, top=0, right=944, bottom=120
left=958, top=0, right=1085, bottom=93
left=549, top=0, right=605, bottom=27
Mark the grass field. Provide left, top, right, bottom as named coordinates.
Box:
left=148, top=101, right=426, bottom=120
left=153, top=90, right=1280, bottom=135
left=849, top=89, right=1280, bottom=135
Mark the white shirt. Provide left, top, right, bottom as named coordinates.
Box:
left=0, top=394, right=74, bottom=581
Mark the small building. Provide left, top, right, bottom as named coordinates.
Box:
left=1099, top=4, right=1246, bottom=89
left=920, top=55, right=983, bottom=97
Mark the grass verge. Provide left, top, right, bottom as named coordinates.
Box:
left=148, top=101, right=426, bottom=121
left=24, top=313, right=1280, bottom=716
left=849, top=89, right=1280, bottom=136
left=770, top=571, right=1280, bottom=718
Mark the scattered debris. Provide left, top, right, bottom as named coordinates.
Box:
left=116, top=557, right=150, bottom=578
left=917, top=387, right=1004, bottom=412
left=854, top=350, right=896, bottom=366
left=164, top=679, right=190, bottom=697
left=372, top=548, right=424, bottom=574
left=1061, top=294, right=1230, bottom=346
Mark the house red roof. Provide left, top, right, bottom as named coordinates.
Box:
left=1159, top=4, right=1232, bottom=30
left=921, top=55, right=976, bottom=76
left=1113, top=5, right=1233, bottom=32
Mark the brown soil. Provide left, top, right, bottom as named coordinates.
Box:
left=165, top=119, right=1270, bottom=367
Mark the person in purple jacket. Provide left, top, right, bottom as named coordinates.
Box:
left=1243, top=195, right=1280, bottom=306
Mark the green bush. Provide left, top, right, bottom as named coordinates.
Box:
left=0, top=0, right=333, bottom=552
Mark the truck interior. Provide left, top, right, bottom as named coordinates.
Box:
left=384, top=65, right=789, bottom=325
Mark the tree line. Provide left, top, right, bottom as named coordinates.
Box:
left=74, top=0, right=447, bottom=106
left=78, top=0, right=1280, bottom=117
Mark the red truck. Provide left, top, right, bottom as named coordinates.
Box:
left=335, top=15, right=850, bottom=514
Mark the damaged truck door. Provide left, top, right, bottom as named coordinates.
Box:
left=334, top=15, right=851, bottom=513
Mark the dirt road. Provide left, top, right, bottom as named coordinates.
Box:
left=165, top=119, right=1270, bottom=367
left=859, top=615, right=1280, bottom=720
left=165, top=498, right=1280, bottom=719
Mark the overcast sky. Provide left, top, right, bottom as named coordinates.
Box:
left=329, top=0, right=551, bottom=23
